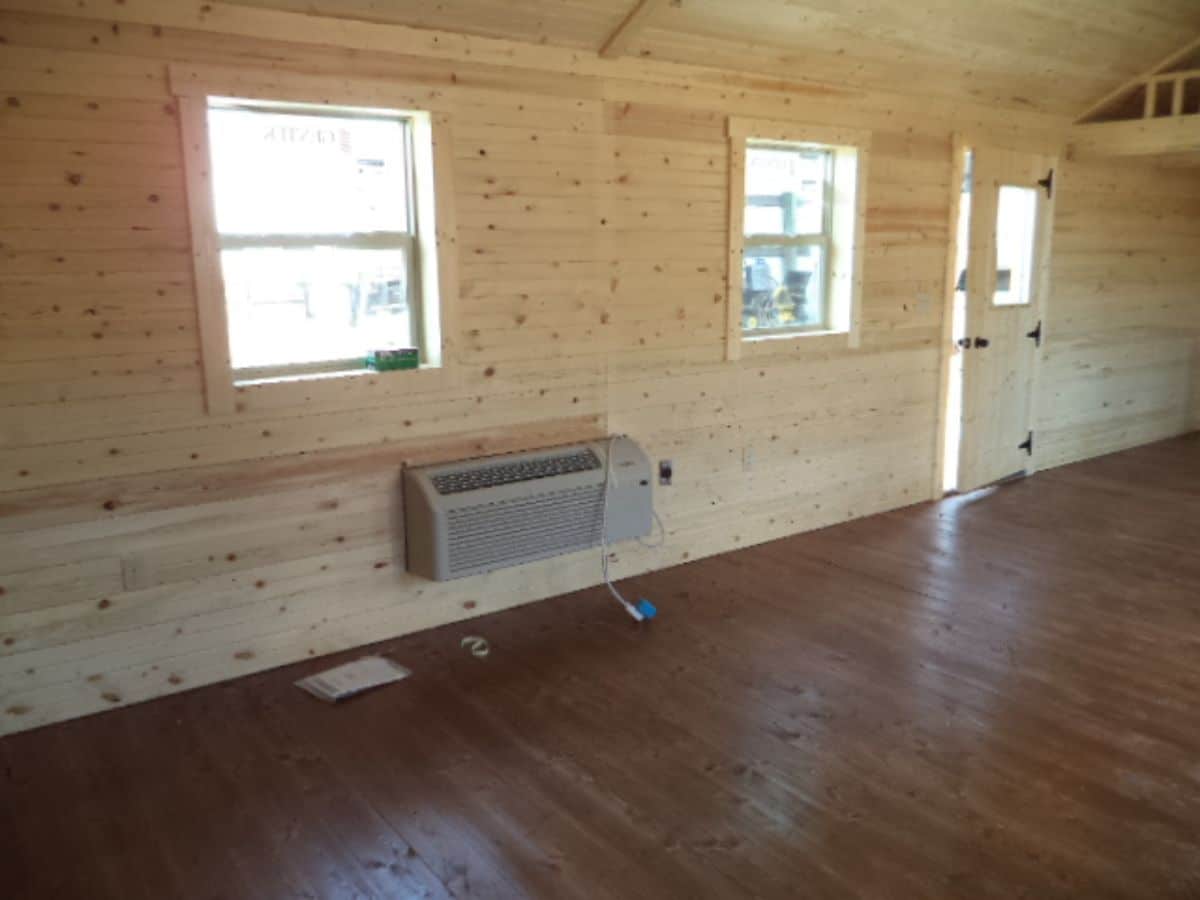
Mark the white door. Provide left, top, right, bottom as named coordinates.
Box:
left=958, top=146, right=1056, bottom=493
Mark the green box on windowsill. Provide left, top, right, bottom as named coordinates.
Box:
left=366, top=348, right=420, bottom=372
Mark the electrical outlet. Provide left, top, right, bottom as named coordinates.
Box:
left=658, top=459, right=673, bottom=486
left=742, top=445, right=754, bottom=472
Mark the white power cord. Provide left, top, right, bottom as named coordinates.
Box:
left=638, top=509, right=666, bottom=549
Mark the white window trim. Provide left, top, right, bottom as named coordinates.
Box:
left=171, top=64, right=459, bottom=415
left=726, top=117, right=870, bottom=362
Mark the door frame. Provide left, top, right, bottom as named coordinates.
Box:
left=930, top=135, right=970, bottom=498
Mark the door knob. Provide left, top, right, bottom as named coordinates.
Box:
left=973, top=337, right=990, bottom=348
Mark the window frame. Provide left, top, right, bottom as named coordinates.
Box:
left=171, top=64, right=459, bottom=415
left=211, top=98, right=422, bottom=381
left=726, top=118, right=870, bottom=361
left=742, top=141, right=836, bottom=336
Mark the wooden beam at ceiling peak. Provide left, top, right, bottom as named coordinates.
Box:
left=600, top=0, right=674, bottom=59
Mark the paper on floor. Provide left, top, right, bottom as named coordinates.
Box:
left=295, top=655, right=411, bottom=703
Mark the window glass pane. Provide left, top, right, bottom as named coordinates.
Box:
left=744, top=145, right=828, bottom=237
left=993, top=185, right=1037, bottom=306
left=221, top=247, right=414, bottom=370
left=741, top=244, right=825, bottom=332
left=208, top=107, right=410, bottom=236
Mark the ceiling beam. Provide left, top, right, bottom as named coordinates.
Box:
left=1069, top=116, right=1200, bottom=159
left=1076, top=33, right=1200, bottom=124
left=599, top=0, right=672, bottom=59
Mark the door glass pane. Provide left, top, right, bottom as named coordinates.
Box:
left=993, top=185, right=1037, bottom=306
left=741, top=244, right=825, bottom=332
left=208, top=107, right=410, bottom=236
left=220, top=246, right=414, bottom=370
left=744, top=145, right=829, bottom=237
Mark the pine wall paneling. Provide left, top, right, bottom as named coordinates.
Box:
left=0, top=1, right=1196, bottom=734
left=1037, top=158, right=1200, bottom=466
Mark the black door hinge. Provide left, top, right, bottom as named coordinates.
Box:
left=1026, top=320, right=1042, bottom=347
left=1018, top=431, right=1034, bottom=456
left=1037, top=169, right=1054, bottom=199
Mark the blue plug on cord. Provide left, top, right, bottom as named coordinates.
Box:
left=634, top=599, right=658, bottom=620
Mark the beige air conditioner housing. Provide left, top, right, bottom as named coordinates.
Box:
left=403, top=437, right=653, bottom=581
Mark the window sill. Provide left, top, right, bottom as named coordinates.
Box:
left=741, top=329, right=853, bottom=357
left=744, top=327, right=846, bottom=342
left=228, top=362, right=459, bottom=414
left=235, top=367, right=375, bottom=388
left=235, top=364, right=450, bottom=387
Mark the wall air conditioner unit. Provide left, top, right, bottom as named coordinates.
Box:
left=404, top=437, right=653, bottom=581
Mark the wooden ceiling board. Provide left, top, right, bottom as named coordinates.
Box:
left=636, top=0, right=1200, bottom=115
left=1153, top=151, right=1200, bottom=168
left=222, top=0, right=1200, bottom=117
left=632, top=24, right=1112, bottom=114
left=656, top=0, right=1189, bottom=74
left=225, top=0, right=633, bottom=48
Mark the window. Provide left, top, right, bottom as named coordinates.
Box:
left=742, top=143, right=833, bottom=333
left=206, top=99, right=428, bottom=382
left=171, top=66, right=460, bottom=415
left=726, top=119, right=868, bottom=359
left=172, top=65, right=458, bottom=415
left=992, top=185, right=1038, bottom=307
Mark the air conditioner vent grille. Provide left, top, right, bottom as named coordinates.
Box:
left=445, top=484, right=604, bottom=576
left=432, top=448, right=600, bottom=495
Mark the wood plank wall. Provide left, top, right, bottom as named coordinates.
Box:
left=1038, top=159, right=1200, bottom=465
left=0, top=2, right=1195, bottom=735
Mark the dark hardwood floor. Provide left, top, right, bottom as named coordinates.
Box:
left=3, top=434, right=1200, bottom=900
